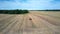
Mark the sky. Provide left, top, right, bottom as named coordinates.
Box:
left=0, top=0, right=60, bottom=10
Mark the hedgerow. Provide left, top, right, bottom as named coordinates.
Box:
left=0, top=9, right=29, bottom=14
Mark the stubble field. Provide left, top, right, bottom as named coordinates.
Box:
left=0, top=11, right=60, bottom=34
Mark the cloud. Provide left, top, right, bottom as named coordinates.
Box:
left=0, top=1, right=22, bottom=9
left=0, top=0, right=60, bottom=10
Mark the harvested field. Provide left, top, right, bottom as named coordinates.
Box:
left=0, top=11, right=60, bottom=34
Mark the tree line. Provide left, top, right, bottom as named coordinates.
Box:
left=0, top=9, right=29, bottom=14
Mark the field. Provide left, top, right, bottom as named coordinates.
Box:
left=0, top=11, right=60, bottom=34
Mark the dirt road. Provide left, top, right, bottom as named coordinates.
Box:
left=0, top=11, right=60, bottom=34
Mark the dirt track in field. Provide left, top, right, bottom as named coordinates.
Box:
left=0, top=11, right=60, bottom=34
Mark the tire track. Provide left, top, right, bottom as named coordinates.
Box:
left=27, top=16, right=38, bottom=28
left=17, top=15, right=25, bottom=34
left=31, top=14, right=60, bottom=33
left=28, top=14, right=55, bottom=34
left=19, top=15, right=28, bottom=34
left=31, top=13, right=60, bottom=26
left=32, top=14, right=56, bottom=34
left=2, top=15, right=19, bottom=34
left=22, top=15, right=39, bottom=34
left=32, top=14, right=60, bottom=26
left=30, top=11, right=60, bottom=19
left=0, top=15, right=14, bottom=20
left=5, top=15, right=26, bottom=34
left=0, top=16, right=16, bottom=31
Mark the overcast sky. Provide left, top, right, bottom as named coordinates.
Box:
left=0, top=0, right=60, bottom=10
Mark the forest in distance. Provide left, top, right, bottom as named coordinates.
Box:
left=28, top=9, right=60, bottom=11
left=0, top=9, right=60, bottom=14
left=0, top=9, right=29, bottom=14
